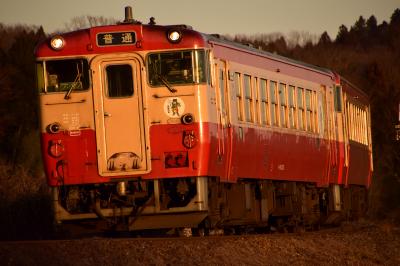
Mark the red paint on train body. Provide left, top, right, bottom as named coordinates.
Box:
left=41, top=122, right=337, bottom=187
left=41, top=130, right=99, bottom=186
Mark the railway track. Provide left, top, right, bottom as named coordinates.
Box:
left=1, top=221, right=399, bottom=266
left=1, top=220, right=373, bottom=242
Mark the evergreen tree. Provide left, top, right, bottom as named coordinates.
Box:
left=335, top=24, right=349, bottom=44
left=318, top=31, right=331, bottom=46
left=390, top=8, right=400, bottom=25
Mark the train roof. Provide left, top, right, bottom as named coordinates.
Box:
left=36, top=20, right=331, bottom=78
left=204, top=33, right=334, bottom=77
left=35, top=15, right=368, bottom=100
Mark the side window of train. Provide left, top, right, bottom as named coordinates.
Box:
left=234, top=72, right=244, bottom=121
left=243, top=74, right=254, bottom=123
left=305, top=89, right=313, bottom=131
left=288, top=85, right=296, bottom=129
left=334, top=85, right=343, bottom=112
left=312, top=90, right=318, bottom=133
left=318, top=90, right=325, bottom=135
left=297, top=87, right=305, bottom=130
left=254, top=77, right=260, bottom=124
left=207, top=51, right=212, bottom=85
left=270, top=81, right=279, bottom=126
left=259, top=79, right=269, bottom=126
left=347, top=102, right=368, bottom=145
left=279, top=83, right=287, bottom=128
left=106, top=64, right=134, bottom=98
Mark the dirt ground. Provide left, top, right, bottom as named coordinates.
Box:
left=0, top=220, right=399, bottom=266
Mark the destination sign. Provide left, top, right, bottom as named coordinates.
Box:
left=97, top=31, right=136, bottom=46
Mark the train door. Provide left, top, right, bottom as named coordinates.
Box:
left=91, top=55, right=149, bottom=176
left=320, top=85, right=331, bottom=185
left=333, top=85, right=346, bottom=184
left=215, top=60, right=233, bottom=180
left=325, top=86, right=337, bottom=183
left=342, top=91, right=350, bottom=185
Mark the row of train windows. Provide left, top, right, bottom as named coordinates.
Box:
left=234, top=72, right=319, bottom=133
left=346, top=102, right=369, bottom=145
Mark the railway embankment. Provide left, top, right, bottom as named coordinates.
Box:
left=1, top=220, right=399, bottom=265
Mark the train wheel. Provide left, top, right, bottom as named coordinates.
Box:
left=177, top=227, right=192, bottom=237
left=192, top=227, right=207, bottom=237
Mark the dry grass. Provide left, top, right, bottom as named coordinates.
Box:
left=0, top=161, right=54, bottom=240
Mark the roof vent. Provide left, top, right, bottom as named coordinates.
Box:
left=149, top=17, right=156, bottom=25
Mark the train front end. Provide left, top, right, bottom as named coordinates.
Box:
left=35, top=10, right=213, bottom=230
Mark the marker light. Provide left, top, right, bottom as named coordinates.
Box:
left=48, top=140, right=64, bottom=158
left=164, top=151, right=189, bottom=168
left=182, top=130, right=197, bottom=149
left=50, top=36, right=65, bottom=50
left=167, top=30, right=182, bottom=43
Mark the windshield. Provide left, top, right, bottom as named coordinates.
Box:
left=37, top=59, right=90, bottom=93
left=148, top=50, right=208, bottom=86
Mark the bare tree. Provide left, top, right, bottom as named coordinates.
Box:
left=60, top=15, right=117, bottom=32
left=286, top=31, right=319, bottom=48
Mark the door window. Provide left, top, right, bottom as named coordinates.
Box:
left=218, top=68, right=226, bottom=112
left=106, top=64, right=134, bottom=98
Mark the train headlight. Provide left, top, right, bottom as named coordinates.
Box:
left=46, top=122, right=62, bottom=134
left=167, top=30, right=182, bottom=43
left=48, top=140, right=64, bottom=158
left=181, top=113, right=194, bottom=125
left=50, top=36, right=65, bottom=50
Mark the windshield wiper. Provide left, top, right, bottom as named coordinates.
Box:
left=157, top=74, right=177, bottom=93
left=64, top=62, right=83, bottom=100
left=64, top=79, right=81, bottom=100
left=152, top=63, right=176, bottom=93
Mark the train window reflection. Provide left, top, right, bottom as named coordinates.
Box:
left=148, top=50, right=207, bottom=86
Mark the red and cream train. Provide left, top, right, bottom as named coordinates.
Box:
left=35, top=7, right=372, bottom=232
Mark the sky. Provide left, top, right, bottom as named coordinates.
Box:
left=0, top=0, right=399, bottom=38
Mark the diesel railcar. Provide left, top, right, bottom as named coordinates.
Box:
left=35, top=7, right=372, bottom=233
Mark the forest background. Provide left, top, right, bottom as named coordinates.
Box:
left=0, top=9, right=399, bottom=240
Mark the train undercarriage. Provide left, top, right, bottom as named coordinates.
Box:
left=53, top=177, right=368, bottom=235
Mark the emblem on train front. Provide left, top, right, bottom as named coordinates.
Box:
left=164, top=97, right=185, bottom=118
